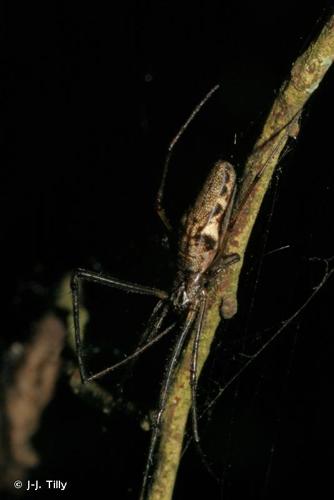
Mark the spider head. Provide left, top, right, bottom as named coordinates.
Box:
left=171, top=271, right=203, bottom=313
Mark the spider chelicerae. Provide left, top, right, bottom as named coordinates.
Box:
left=71, top=85, right=296, bottom=498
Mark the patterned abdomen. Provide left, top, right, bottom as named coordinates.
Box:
left=178, top=161, right=236, bottom=275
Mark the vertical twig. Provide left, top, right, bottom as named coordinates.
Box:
left=147, top=13, right=334, bottom=500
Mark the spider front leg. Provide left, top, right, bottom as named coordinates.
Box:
left=70, top=268, right=168, bottom=383
left=156, top=84, right=220, bottom=233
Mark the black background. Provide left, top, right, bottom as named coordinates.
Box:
left=1, top=2, right=334, bottom=499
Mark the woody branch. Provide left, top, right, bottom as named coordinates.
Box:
left=147, top=13, right=334, bottom=500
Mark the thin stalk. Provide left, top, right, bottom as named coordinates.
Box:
left=147, top=13, right=334, bottom=500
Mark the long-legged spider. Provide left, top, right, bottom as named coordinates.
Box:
left=71, top=85, right=294, bottom=498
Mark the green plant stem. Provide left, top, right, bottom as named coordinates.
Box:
left=147, top=13, right=334, bottom=500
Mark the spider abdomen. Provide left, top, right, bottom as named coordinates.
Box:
left=178, top=160, right=236, bottom=276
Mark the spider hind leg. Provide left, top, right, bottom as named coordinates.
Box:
left=190, top=293, right=208, bottom=443
left=70, top=267, right=168, bottom=383
left=140, top=307, right=197, bottom=499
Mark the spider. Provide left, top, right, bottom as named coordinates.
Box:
left=71, top=85, right=295, bottom=498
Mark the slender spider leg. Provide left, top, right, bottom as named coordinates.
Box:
left=140, top=307, right=198, bottom=500
left=71, top=271, right=87, bottom=381
left=203, top=261, right=334, bottom=415
left=190, top=293, right=208, bottom=443
left=138, top=300, right=170, bottom=347
left=71, top=267, right=168, bottom=382
left=230, top=113, right=301, bottom=230
left=209, top=114, right=301, bottom=280
left=87, top=321, right=176, bottom=382
left=110, top=301, right=171, bottom=387
left=156, top=84, right=220, bottom=231
left=72, top=268, right=167, bottom=298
